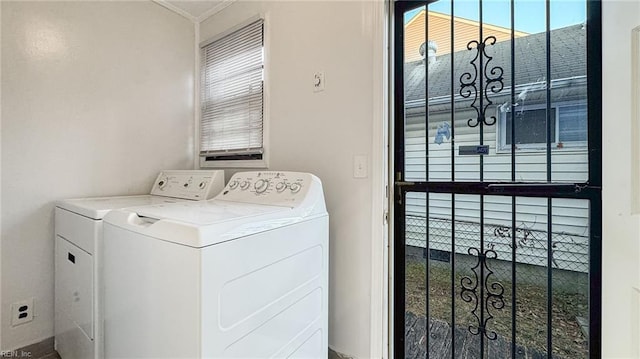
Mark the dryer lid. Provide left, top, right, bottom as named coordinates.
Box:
left=56, top=195, right=183, bottom=220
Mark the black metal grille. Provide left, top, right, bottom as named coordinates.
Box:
left=393, top=0, right=602, bottom=358
left=406, top=215, right=590, bottom=275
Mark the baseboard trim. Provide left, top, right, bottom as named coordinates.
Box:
left=1, top=337, right=56, bottom=359
left=329, top=347, right=355, bottom=359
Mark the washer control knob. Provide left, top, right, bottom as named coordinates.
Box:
left=198, top=181, right=206, bottom=189
left=290, top=182, right=302, bottom=193
left=228, top=180, right=239, bottom=189
left=254, top=179, right=269, bottom=193
left=275, top=182, right=287, bottom=192
left=240, top=181, right=251, bottom=190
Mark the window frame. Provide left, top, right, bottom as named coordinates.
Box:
left=198, top=15, right=269, bottom=169
left=496, top=100, right=588, bottom=153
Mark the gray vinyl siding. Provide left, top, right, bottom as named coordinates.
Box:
left=404, top=109, right=589, bottom=273
left=402, top=24, right=589, bottom=273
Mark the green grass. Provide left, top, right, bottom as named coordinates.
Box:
left=405, top=259, right=588, bottom=358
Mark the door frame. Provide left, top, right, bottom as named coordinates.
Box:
left=389, top=0, right=602, bottom=357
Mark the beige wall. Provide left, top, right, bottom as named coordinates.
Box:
left=602, top=0, right=640, bottom=357
left=199, top=2, right=385, bottom=357
left=0, top=1, right=195, bottom=350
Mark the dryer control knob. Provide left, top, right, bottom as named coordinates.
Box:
left=228, top=180, right=239, bottom=189
left=240, top=181, right=251, bottom=190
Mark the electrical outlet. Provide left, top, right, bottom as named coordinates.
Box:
left=11, top=298, right=34, bottom=327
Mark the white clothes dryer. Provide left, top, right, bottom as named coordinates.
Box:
left=54, top=170, right=224, bottom=359
left=102, top=171, right=328, bottom=359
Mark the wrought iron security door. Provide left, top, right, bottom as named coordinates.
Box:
left=392, top=0, right=602, bottom=358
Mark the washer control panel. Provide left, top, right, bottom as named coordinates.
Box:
left=150, top=170, right=224, bottom=200
left=219, top=171, right=314, bottom=207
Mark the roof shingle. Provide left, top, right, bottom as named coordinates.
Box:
left=404, top=24, right=587, bottom=102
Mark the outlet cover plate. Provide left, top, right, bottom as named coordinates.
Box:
left=11, top=298, right=34, bottom=327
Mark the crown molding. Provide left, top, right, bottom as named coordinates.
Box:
left=197, top=0, right=235, bottom=23
left=152, top=0, right=198, bottom=23
left=152, top=0, right=236, bottom=24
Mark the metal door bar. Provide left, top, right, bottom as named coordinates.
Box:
left=393, top=0, right=602, bottom=357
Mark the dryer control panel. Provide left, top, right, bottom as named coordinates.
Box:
left=217, top=171, right=318, bottom=207
left=150, top=170, right=224, bottom=200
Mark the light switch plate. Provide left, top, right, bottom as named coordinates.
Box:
left=354, top=155, right=368, bottom=178
left=313, top=72, right=325, bottom=92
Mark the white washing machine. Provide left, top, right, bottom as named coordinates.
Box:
left=102, top=171, right=328, bottom=359
left=54, top=170, right=225, bottom=359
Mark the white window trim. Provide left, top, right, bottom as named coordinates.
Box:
left=496, top=100, right=588, bottom=153
left=198, top=14, right=270, bottom=169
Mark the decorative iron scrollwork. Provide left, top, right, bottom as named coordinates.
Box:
left=459, top=36, right=504, bottom=128
left=460, top=247, right=505, bottom=340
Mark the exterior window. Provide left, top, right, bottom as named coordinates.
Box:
left=498, top=102, right=587, bottom=151
left=199, top=18, right=265, bottom=167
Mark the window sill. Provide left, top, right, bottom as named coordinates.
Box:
left=199, top=157, right=268, bottom=169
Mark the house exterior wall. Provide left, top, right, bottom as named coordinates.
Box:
left=404, top=98, right=590, bottom=273
left=402, top=16, right=590, bottom=273
left=404, top=10, right=527, bottom=62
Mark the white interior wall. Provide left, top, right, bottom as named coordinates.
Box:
left=199, top=2, right=385, bottom=357
left=0, top=1, right=195, bottom=350
left=0, top=0, right=3, bottom=349
left=602, top=1, right=640, bottom=357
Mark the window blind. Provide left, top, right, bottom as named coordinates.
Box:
left=200, top=19, right=264, bottom=158
left=558, top=104, right=588, bottom=142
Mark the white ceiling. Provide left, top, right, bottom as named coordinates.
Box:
left=160, top=1, right=229, bottom=21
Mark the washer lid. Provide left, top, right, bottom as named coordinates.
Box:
left=103, top=199, right=319, bottom=248
left=56, top=195, right=185, bottom=220
left=133, top=200, right=287, bottom=226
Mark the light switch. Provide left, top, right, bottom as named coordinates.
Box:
left=353, top=155, right=368, bottom=178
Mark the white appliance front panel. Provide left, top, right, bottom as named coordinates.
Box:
left=201, top=217, right=328, bottom=358
left=55, top=236, right=94, bottom=340
left=54, top=311, right=94, bottom=359
left=102, top=216, right=328, bottom=359
left=54, top=170, right=224, bottom=359
left=103, top=223, right=201, bottom=359
left=55, top=208, right=100, bottom=254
